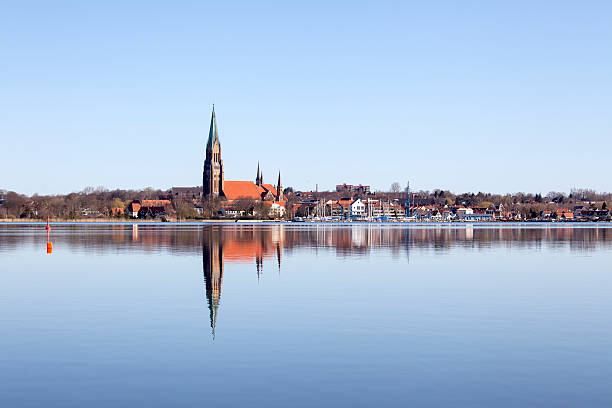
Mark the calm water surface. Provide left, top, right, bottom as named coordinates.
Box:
left=1, top=223, right=611, bottom=407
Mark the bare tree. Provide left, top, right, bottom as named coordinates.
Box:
left=234, top=198, right=255, bottom=216
left=391, top=182, right=401, bottom=193
left=254, top=201, right=269, bottom=219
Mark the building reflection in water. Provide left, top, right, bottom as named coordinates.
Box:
left=201, top=226, right=285, bottom=338
left=202, top=228, right=224, bottom=339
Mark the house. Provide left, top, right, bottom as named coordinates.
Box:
left=364, top=199, right=404, bottom=218
left=574, top=208, right=610, bottom=220
left=172, top=187, right=203, bottom=202
left=350, top=199, right=365, bottom=218
left=336, top=183, right=371, bottom=194
left=127, top=199, right=170, bottom=219
left=463, top=213, right=493, bottom=221
left=263, top=201, right=286, bottom=218
left=141, top=199, right=171, bottom=207
left=111, top=207, right=124, bottom=216
left=456, top=207, right=473, bottom=219
left=138, top=206, right=166, bottom=219
left=128, top=201, right=142, bottom=218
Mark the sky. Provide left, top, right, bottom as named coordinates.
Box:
left=1, top=1, right=611, bottom=196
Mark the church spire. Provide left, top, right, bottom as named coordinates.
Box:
left=206, top=105, right=220, bottom=150
left=203, top=105, right=224, bottom=197
left=202, top=230, right=224, bottom=340
left=276, top=171, right=283, bottom=201
left=256, top=162, right=261, bottom=186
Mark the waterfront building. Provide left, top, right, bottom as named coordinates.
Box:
left=202, top=107, right=286, bottom=216
left=456, top=207, right=474, bottom=219
left=350, top=199, right=365, bottom=218
left=127, top=199, right=171, bottom=219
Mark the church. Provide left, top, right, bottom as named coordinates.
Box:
left=203, top=106, right=286, bottom=215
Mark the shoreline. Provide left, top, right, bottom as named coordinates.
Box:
left=0, top=218, right=245, bottom=223
left=0, top=218, right=609, bottom=224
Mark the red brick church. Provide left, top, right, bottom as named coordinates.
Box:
left=203, top=106, right=285, bottom=215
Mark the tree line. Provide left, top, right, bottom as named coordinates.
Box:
left=0, top=187, right=167, bottom=219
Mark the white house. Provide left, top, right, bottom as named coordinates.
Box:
left=268, top=202, right=286, bottom=218
left=456, top=207, right=474, bottom=219
left=350, top=199, right=365, bottom=218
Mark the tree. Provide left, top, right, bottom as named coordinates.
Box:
left=234, top=198, right=255, bottom=216
left=201, top=196, right=222, bottom=218
left=112, top=198, right=124, bottom=209
left=177, top=202, right=198, bottom=219
left=3, top=191, right=28, bottom=218
left=391, top=182, right=401, bottom=193
left=253, top=201, right=269, bottom=219
left=602, top=202, right=607, bottom=210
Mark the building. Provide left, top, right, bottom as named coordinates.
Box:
left=202, top=107, right=286, bottom=217
left=203, top=105, right=224, bottom=197
left=127, top=199, right=171, bottom=219
left=350, top=199, right=365, bottom=218
left=456, top=207, right=474, bottom=219
left=172, top=187, right=203, bottom=202
left=462, top=213, right=493, bottom=221
left=336, top=183, right=370, bottom=194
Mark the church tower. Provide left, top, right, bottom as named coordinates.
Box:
left=203, top=106, right=224, bottom=197
left=276, top=171, right=284, bottom=201
left=255, top=162, right=262, bottom=186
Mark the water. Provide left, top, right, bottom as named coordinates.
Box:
left=1, top=223, right=611, bottom=407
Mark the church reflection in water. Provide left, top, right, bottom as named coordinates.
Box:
left=201, top=227, right=285, bottom=338
left=202, top=229, right=223, bottom=339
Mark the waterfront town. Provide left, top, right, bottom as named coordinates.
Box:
left=1, top=107, right=610, bottom=223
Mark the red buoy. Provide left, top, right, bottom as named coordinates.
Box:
left=45, top=216, right=50, bottom=231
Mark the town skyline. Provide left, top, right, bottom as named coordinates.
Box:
left=2, top=2, right=611, bottom=195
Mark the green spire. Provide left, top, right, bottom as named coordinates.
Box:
left=209, top=295, right=219, bottom=340
left=207, top=105, right=219, bottom=150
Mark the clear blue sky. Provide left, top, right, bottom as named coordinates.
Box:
left=2, top=1, right=611, bottom=195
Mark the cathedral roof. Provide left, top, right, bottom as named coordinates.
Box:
left=206, top=105, right=220, bottom=150
left=222, top=181, right=278, bottom=200
left=261, top=184, right=278, bottom=197
left=223, top=181, right=265, bottom=200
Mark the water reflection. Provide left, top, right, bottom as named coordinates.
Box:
left=201, top=227, right=286, bottom=338
left=202, top=228, right=223, bottom=339
left=1, top=223, right=611, bottom=255
left=2, top=224, right=612, bottom=338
